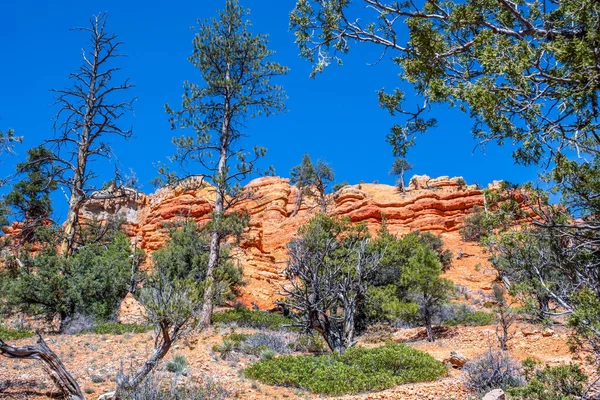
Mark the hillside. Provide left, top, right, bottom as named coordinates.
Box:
left=76, top=175, right=497, bottom=312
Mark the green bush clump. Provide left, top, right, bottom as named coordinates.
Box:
left=213, top=331, right=295, bottom=359
left=245, top=342, right=446, bottom=395
left=1, top=230, right=137, bottom=324
left=85, top=323, right=152, bottom=335
left=0, top=324, right=34, bottom=340
left=295, top=333, right=328, bottom=354
left=166, top=354, right=188, bottom=375
left=507, top=362, right=587, bottom=400
left=444, top=308, right=494, bottom=327
left=212, top=307, right=294, bottom=330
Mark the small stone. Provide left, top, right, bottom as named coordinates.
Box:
left=522, top=329, right=540, bottom=337
left=542, top=328, right=555, bottom=337
left=443, top=350, right=469, bottom=368
left=482, top=389, right=506, bottom=400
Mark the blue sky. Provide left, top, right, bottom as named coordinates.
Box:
left=0, top=1, right=541, bottom=221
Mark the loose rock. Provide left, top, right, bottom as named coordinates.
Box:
left=482, top=389, right=506, bottom=400
left=443, top=350, right=469, bottom=368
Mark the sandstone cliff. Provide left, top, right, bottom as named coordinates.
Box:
left=79, top=175, right=495, bottom=310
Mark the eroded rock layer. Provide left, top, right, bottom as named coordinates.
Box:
left=81, top=175, right=494, bottom=309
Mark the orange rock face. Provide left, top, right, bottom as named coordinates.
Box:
left=80, top=175, right=493, bottom=309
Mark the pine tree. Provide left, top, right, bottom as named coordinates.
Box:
left=390, top=158, right=412, bottom=194
left=164, top=0, right=288, bottom=327
left=289, top=154, right=334, bottom=214
left=0, top=128, right=21, bottom=157
left=290, top=153, right=316, bottom=216
left=4, top=146, right=58, bottom=244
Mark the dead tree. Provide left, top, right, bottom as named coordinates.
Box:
left=0, top=333, right=86, bottom=400
left=493, top=284, right=516, bottom=351
left=106, top=268, right=205, bottom=399
left=46, top=13, right=134, bottom=257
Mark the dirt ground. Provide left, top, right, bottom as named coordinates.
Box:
left=0, top=320, right=592, bottom=400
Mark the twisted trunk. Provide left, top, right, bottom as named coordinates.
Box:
left=0, top=333, right=86, bottom=400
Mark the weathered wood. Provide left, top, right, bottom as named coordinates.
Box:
left=0, top=333, right=86, bottom=400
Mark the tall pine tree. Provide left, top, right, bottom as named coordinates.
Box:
left=164, top=0, right=288, bottom=327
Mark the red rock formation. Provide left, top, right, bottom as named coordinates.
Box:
left=79, top=175, right=493, bottom=309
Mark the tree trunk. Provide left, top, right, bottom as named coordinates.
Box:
left=198, top=228, right=221, bottom=328
left=62, top=192, right=83, bottom=257
left=198, top=62, right=231, bottom=329
left=291, top=188, right=303, bottom=216
left=425, top=312, right=435, bottom=342
left=0, top=333, right=86, bottom=400
left=62, top=97, right=93, bottom=257
left=62, top=149, right=86, bottom=257
left=110, top=322, right=180, bottom=399
left=318, top=186, right=327, bottom=213
left=400, top=170, right=406, bottom=194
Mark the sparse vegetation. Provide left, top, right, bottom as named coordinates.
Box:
left=443, top=305, right=494, bottom=327
left=333, top=181, right=348, bottom=192
left=508, top=362, right=587, bottom=400
left=245, top=342, right=446, bottom=395
left=212, top=307, right=294, bottom=330
left=84, top=323, right=152, bottom=335
left=165, top=355, right=188, bottom=375
left=213, top=331, right=295, bottom=359
left=0, top=324, right=33, bottom=340
left=463, top=350, right=525, bottom=396
left=120, top=374, right=230, bottom=400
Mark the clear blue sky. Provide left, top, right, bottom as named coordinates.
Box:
left=0, top=1, right=540, bottom=221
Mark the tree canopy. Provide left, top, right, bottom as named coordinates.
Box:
left=291, top=0, right=600, bottom=166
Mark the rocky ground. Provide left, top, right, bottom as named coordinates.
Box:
left=0, top=320, right=590, bottom=400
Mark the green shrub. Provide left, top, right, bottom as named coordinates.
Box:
left=444, top=306, right=494, bottom=326
left=166, top=354, right=188, bottom=375
left=84, top=323, right=152, bottom=335
left=460, top=206, right=495, bottom=242
left=214, top=331, right=295, bottom=358
left=152, top=220, right=243, bottom=305
left=223, top=332, right=250, bottom=345
left=260, top=349, right=276, bottom=361
left=1, top=231, right=135, bottom=324
left=212, top=307, right=294, bottom=330
left=507, top=363, right=587, bottom=400
left=0, top=324, right=34, bottom=340
left=213, top=340, right=237, bottom=360
left=245, top=342, right=446, bottom=395
left=90, top=374, right=106, bottom=383
left=295, top=333, right=328, bottom=354
left=333, top=181, right=348, bottom=192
